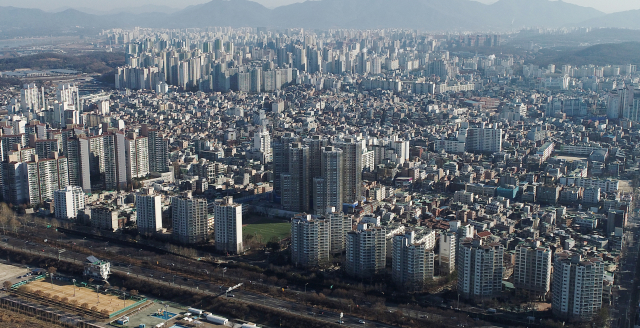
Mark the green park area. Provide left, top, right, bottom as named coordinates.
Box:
left=243, top=217, right=291, bottom=244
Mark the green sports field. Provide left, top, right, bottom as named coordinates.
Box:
left=243, top=217, right=290, bottom=243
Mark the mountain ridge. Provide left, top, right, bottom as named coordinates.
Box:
left=0, top=0, right=632, bottom=33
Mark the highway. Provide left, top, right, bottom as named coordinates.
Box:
left=0, top=235, right=399, bottom=328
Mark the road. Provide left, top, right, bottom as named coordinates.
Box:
left=0, top=235, right=399, bottom=328
left=611, top=207, right=640, bottom=328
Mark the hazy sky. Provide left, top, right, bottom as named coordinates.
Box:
left=1, top=0, right=639, bottom=14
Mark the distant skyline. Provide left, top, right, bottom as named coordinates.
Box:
left=1, top=0, right=639, bottom=14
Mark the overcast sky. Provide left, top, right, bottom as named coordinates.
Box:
left=2, top=0, right=639, bottom=14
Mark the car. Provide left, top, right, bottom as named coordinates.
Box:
left=338, top=320, right=344, bottom=324
left=227, top=294, right=234, bottom=297
left=359, top=320, right=365, bottom=324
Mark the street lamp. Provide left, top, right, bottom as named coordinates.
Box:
left=305, top=283, right=308, bottom=293
left=72, top=279, right=76, bottom=297
left=223, top=267, right=227, bottom=279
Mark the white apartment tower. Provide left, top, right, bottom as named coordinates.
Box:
left=171, top=193, right=208, bottom=244
left=253, top=127, right=272, bottom=163
left=346, top=223, right=386, bottom=279
left=465, top=126, right=503, bottom=153
left=54, top=186, right=85, bottom=219
left=392, top=231, right=436, bottom=291
left=125, top=133, right=150, bottom=182
left=56, top=83, right=80, bottom=110
left=551, top=251, right=604, bottom=321
left=20, top=83, right=40, bottom=113
left=457, top=238, right=504, bottom=300
left=290, top=214, right=330, bottom=268
left=136, top=188, right=162, bottom=235
left=214, top=196, right=243, bottom=254
left=514, top=241, right=552, bottom=299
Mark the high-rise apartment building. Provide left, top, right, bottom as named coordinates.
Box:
left=136, top=188, right=163, bottom=235
left=214, top=196, right=243, bottom=254
left=306, top=135, right=329, bottom=208
left=392, top=231, right=436, bottom=290
left=172, top=193, right=208, bottom=244
left=514, top=241, right=552, bottom=299
left=88, top=133, right=126, bottom=191
left=141, top=124, right=170, bottom=173
left=290, top=214, right=330, bottom=268
left=273, top=132, right=297, bottom=201
left=346, top=223, right=386, bottom=279
left=281, top=142, right=310, bottom=212
left=551, top=251, right=604, bottom=321
left=334, top=138, right=363, bottom=204
left=457, top=238, right=504, bottom=300
left=253, top=127, right=272, bottom=163
left=56, top=83, right=80, bottom=110
left=313, top=146, right=343, bottom=214
left=329, top=213, right=352, bottom=254
left=20, top=83, right=40, bottom=113
left=65, top=136, right=91, bottom=193
left=54, top=186, right=85, bottom=219
left=125, top=133, right=149, bottom=182
left=438, top=231, right=456, bottom=275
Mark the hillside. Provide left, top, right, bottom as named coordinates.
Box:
left=530, top=42, right=640, bottom=67
left=578, top=9, right=640, bottom=29
left=0, top=52, right=124, bottom=75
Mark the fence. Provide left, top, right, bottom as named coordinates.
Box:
left=10, top=274, right=45, bottom=289
left=109, top=298, right=148, bottom=318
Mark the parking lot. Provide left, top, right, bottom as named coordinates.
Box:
left=0, top=262, right=29, bottom=288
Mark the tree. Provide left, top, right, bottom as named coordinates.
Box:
left=591, top=306, right=609, bottom=327
left=90, top=306, right=98, bottom=312
left=266, top=241, right=281, bottom=252
left=3, top=281, right=11, bottom=290
left=81, top=302, right=89, bottom=309
left=48, top=267, right=57, bottom=274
